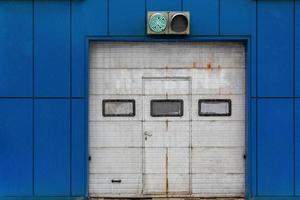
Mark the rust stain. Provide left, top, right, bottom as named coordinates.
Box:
left=218, top=64, right=221, bottom=69
left=165, top=65, right=169, bottom=77
left=192, top=62, right=197, bottom=68
left=165, top=120, right=169, bottom=131
left=165, top=148, right=169, bottom=195
left=207, top=63, right=212, bottom=70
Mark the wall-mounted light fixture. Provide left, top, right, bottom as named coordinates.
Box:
left=147, top=11, right=190, bottom=35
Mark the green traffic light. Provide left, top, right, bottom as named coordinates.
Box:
left=149, top=13, right=168, bottom=33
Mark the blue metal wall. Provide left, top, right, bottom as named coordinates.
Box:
left=0, top=0, right=299, bottom=199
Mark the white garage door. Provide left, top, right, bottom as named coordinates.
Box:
left=89, top=42, right=245, bottom=198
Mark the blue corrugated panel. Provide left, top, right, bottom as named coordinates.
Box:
left=0, top=1, right=33, bottom=97
left=296, top=3, right=300, bottom=195
left=72, top=0, right=107, bottom=97
left=250, top=35, right=257, bottom=97
left=250, top=98, right=257, bottom=196
left=183, top=0, right=219, bottom=35
left=109, top=0, right=145, bottom=35
left=147, top=0, right=181, bottom=11
left=257, top=1, right=294, bottom=97
left=34, top=99, right=70, bottom=195
left=71, top=99, right=86, bottom=196
left=220, top=0, right=255, bottom=36
left=296, top=99, right=300, bottom=195
left=296, top=2, right=300, bottom=97
left=0, top=99, right=33, bottom=196
left=257, top=99, right=294, bottom=195
left=34, top=1, right=70, bottom=97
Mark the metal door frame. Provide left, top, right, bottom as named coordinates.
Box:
left=85, top=37, right=252, bottom=199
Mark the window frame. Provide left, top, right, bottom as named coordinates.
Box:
left=198, top=99, right=232, bottom=117
left=150, top=99, right=184, bottom=117
left=102, top=99, right=136, bottom=117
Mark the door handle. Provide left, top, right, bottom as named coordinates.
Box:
left=144, top=131, right=152, bottom=137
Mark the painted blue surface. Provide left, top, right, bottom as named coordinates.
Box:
left=257, top=99, right=294, bottom=195
left=296, top=99, right=300, bottom=195
left=71, top=0, right=107, bottom=97
left=0, top=99, right=33, bottom=196
left=109, top=0, right=145, bottom=35
left=297, top=3, right=300, bottom=196
left=147, top=0, right=182, bottom=11
left=249, top=98, right=257, bottom=197
left=220, top=0, right=255, bottom=36
left=257, top=1, right=294, bottom=97
left=0, top=0, right=300, bottom=199
left=34, top=1, right=70, bottom=97
left=183, top=0, right=219, bottom=35
left=296, top=2, right=300, bottom=97
left=71, top=99, right=87, bottom=196
left=0, top=1, right=33, bottom=97
left=34, top=100, right=70, bottom=195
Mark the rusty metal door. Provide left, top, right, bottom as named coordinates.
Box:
left=142, top=77, right=192, bottom=195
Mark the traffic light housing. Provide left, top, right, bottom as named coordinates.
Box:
left=147, top=11, right=190, bottom=35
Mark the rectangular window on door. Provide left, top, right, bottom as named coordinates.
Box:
left=199, top=99, right=231, bottom=116
left=102, top=100, right=135, bottom=117
left=151, top=100, right=183, bottom=117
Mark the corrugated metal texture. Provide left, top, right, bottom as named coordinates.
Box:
left=89, top=68, right=244, bottom=96
left=90, top=42, right=245, bottom=69
left=89, top=42, right=245, bottom=198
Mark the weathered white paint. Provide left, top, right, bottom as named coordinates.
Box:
left=90, top=42, right=245, bottom=69
left=142, top=78, right=191, bottom=194
left=89, top=68, right=245, bottom=95
left=143, top=121, right=190, bottom=147
left=89, top=173, right=142, bottom=196
left=89, top=42, right=245, bottom=198
left=89, top=121, right=142, bottom=147
left=89, top=148, right=142, bottom=174
left=192, top=121, right=245, bottom=147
